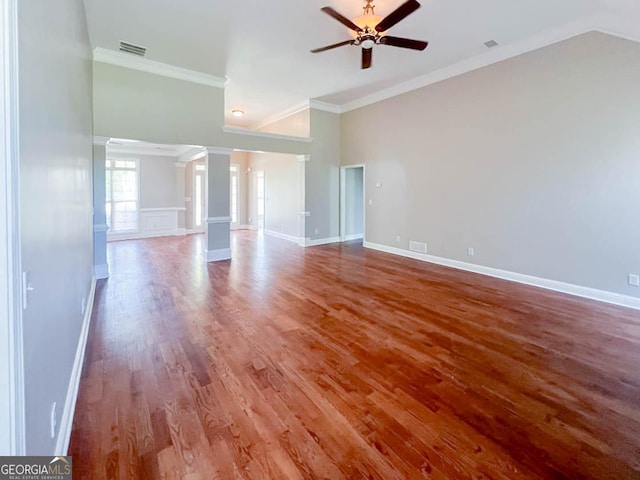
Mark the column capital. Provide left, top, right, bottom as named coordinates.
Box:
left=205, top=146, right=234, bottom=156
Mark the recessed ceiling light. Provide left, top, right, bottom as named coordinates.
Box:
left=231, top=110, right=245, bottom=117
left=484, top=40, right=498, bottom=48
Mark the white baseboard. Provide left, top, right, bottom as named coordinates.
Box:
left=107, top=229, right=186, bottom=241
left=231, top=224, right=251, bottom=230
left=301, top=236, right=342, bottom=247
left=56, top=275, right=97, bottom=455
left=94, top=263, right=109, bottom=280
left=264, top=229, right=301, bottom=244
left=343, top=233, right=364, bottom=241
left=205, top=248, right=231, bottom=262
left=363, top=241, right=640, bottom=311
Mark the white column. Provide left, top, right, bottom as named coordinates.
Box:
left=204, top=147, right=233, bottom=262
left=297, top=155, right=311, bottom=247
left=93, top=137, right=109, bottom=279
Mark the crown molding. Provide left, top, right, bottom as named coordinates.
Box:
left=205, top=146, right=234, bottom=156
left=179, top=147, right=207, bottom=163
left=252, top=99, right=341, bottom=130
left=223, top=126, right=313, bottom=143
left=107, top=145, right=179, bottom=157
left=308, top=99, right=342, bottom=114
left=252, top=101, right=310, bottom=131
left=92, top=48, right=228, bottom=89
left=340, top=14, right=640, bottom=113
left=92, top=136, right=109, bottom=146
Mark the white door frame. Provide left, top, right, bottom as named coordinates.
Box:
left=339, top=164, right=366, bottom=242
left=0, top=0, right=26, bottom=455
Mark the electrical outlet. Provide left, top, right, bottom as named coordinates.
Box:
left=629, top=274, right=640, bottom=287
left=314, top=229, right=319, bottom=235
left=50, top=402, right=57, bottom=438
left=467, top=247, right=475, bottom=256
left=368, top=199, right=373, bottom=206
left=395, top=235, right=401, bottom=243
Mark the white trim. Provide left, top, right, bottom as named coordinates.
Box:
left=308, top=99, right=342, bottom=114
left=139, top=207, right=186, bottom=212
left=300, top=236, right=342, bottom=247
left=341, top=17, right=610, bottom=113
left=252, top=99, right=341, bottom=131
left=205, top=146, right=234, bottom=156
left=363, top=241, right=640, bottom=311
left=222, top=126, right=313, bottom=143
left=252, top=100, right=310, bottom=131
left=343, top=233, right=364, bottom=241
left=93, top=223, right=108, bottom=233
left=107, top=145, right=180, bottom=157
left=230, top=224, right=251, bottom=230
left=205, top=216, right=232, bottom=224
left=297, top=212, right=311, bottom=216
left=264, top=229, right=301, bottom=244
left=297, top=155, right=311, bottom=162
left=92, top=136, right=109, bottom=146
left=55, top=276, right=96, bottom=455
left=205, top=248, right=231, bottom=262
left=108, top=229, right=186, bottom=241
left=0, top=0, right=24, bottom=456
left=174, top=162, right=186, bottom=168
left=95, top=264, right=109, bottom=280
left=92, top=47, right=227, bottom=88
left=180, top=148, right=207, bottom=163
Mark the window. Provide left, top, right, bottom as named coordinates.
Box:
left=105, top=159, right=139, bottom=233
left=230, top=165, right=239, bottom=224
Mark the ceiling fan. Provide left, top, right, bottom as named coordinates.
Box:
left=311, top=0, right=428, bottom=69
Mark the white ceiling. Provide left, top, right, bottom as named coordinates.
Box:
left=82, top=0, right=639, bottom=128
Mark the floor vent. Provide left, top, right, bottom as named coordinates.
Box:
left=119, top=41, right=147, bottom=56
left=409, top=241, right=427, bottom=254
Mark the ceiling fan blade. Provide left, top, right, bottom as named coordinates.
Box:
left=362, top=48, right=372, bottom=69
left=375, top=0, right=421, bottom=32
left=321, top=7, right=363, bottom=33
left=311, top=39, right=355, bottom=53
left=379, top=35, right=428, bottom=50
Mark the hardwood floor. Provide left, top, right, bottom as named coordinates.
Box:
left=69, top=231, right=640, bottom=479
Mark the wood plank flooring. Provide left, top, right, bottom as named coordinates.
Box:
left=68, top=231, right=640, bottom=479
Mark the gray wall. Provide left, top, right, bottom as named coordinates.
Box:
left=248, top=153, right=300, bottom=237
left=341, top=32, right=640, bottom=298
left=18, top=0, right=94, bottom=454
left=307, top=109, right=341, bottom=240
left=138, top=155, right=180, bottom=208
left=93, top=63, right=311, bottom=155
left=345, top=167, right=364, bottom=237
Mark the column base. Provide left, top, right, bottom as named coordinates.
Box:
left=205, top=248, right=231, bottom=262
left=95, top=263, right=109, bottom=279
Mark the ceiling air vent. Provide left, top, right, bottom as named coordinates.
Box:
left=119, top=41, right=147, bottom=56
left=484, top=40, right=498, bottom=48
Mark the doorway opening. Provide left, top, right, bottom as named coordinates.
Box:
left=340, top=165, right=365, bottom=242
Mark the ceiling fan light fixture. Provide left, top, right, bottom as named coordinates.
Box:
left=361, top=39, right=375, bottom=49
left=231, top=109, right=245, bottom=117
left=348, top=0, right=383, bottom=38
